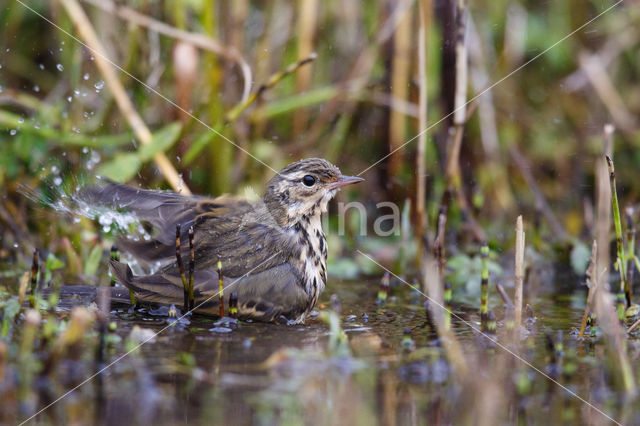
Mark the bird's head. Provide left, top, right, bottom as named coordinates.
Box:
left=263, top=158, right=363, bottom=228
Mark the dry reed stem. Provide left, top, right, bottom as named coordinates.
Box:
left=595, top=125, right=614, bottom=290
left=440, top=0, right=486, bottom=243
left=433, top=207, right=447, bottom=277
left=514, top=215, right=525, bottom=330
left=82, top=0, right=252, bottom=103
left=293, top=0, right=318, bottom=135
left=416, top=0, right=431, bottom=264
left=60, top=0, right=190, bottom=194
left=422, top=255, right=469, bottom=380
left=304, top=0, right=413, bottom=146
left=563, top=25, right=638, bottom=92
left=591, top=124, right=637, bottom=396
left=593, top=285, right=637, bottom=396
left=388, top=0, right=412, bottom=177
left=579, top=240, right=598, bottom=338
left=453, top=0, right=467, bottom=127
left=467, top=16, right=514, bottom=210
left=579, top=52, right=636, bottom=132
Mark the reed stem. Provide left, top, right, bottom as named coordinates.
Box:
left=606, top=155, right=628, bottom=299
left=28, top=249, right=39, bottom=308
left=218, top=259, right=224, bottom=318
left=480, top=243, right=489, bottom=331
left=175, top=225, right=189, bottom=312
left=188, top=226, right=195, bottom=311
left=514, top=215, right=525, bottom=330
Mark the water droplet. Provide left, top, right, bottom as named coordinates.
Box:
left=83, top=73, right=90, bottom=80
left=53, top=176, right=63, bottom=186
left=82, top=147, right=89, bottom=154
left=33, top=85, right=40, bottom=92
left=9, top=129, right=16, bottom=136
left=13, top=243, right=18, bottom=248
left=74, top=89, right=80, bottom=96
left=56, top=63, right=64, bottom=71
left=90, top=56, right=95, bottom=61
left=17, top=118, right=24, bottom=124
left=39, top=64, right=45, bottom=70
left=94, top=80, right=105, bottom=92
left=67, top=96, right=72, bottom=103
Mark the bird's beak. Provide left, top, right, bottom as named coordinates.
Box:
left=329, top=175, right=365, bottom=190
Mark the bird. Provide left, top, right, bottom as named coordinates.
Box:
left=82, top=158, right=363, bottom=324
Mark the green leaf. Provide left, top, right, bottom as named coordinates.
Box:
left=97, top=153, right=141, bottom=182
left=137, top=122, right=182, bottom=161
left=84, top=244, right=104, bottom=278
left=1, top=298, right=21, bottom=337
left=45, top=252, right=65, bottom=271
left=96, top=122, right=182, bottom=181
left=45, top=252, right=65, bottom=284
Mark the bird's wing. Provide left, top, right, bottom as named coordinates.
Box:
left=110, top=259, right=309, bottom=321
left=187, top=209, right=300, bottom=275
left=80, top=180, right=291, bottom=273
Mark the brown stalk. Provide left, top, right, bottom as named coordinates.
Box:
left=467, top=16, right=514, bottom=210
left=439, top=0, right=485, bottom=243
left=293, top=0, right=319, bottom=135
left=387, top=0, right=412, bottom=178
left=416, top=0, right=432, bottom=264
left=422, top=255, right=469, bottom=380
left=59, top=0, right=190, bottom=194
left=578, top=240, right=598, bottom=338
left=303, top=0, right=414, bottom=147
left=563, top=25, right=637, bottom=92
left=514, top=215, right=525, bottom=330
left=591, top=125, right=636, bottom=396
left=432, top=206, right=447, bottom=277
left=578, top=52, right=637, bottom=133
left=593, top=281, right=637, bottom=396
left=175, top=225, right=189, bottom=312
left=595, top=124, right=614, bottom=291
left=81, top=0, right=252, bottom=103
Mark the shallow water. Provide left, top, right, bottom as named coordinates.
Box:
left=6, top=275, right=640, bottom=425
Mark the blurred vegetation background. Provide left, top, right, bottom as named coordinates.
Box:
left=0, top=0, right=639, bottom=282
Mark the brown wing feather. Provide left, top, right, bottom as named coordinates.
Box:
left=110, top=259, right=309, bottom=321
left=82, top=181, right=298, bottom=276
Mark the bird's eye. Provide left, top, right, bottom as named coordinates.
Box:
left=302, top=175, right=316, bottom=187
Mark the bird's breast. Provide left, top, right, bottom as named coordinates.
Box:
left=294, top=217, right=327, bottom=311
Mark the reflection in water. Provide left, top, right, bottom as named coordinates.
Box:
left=4, top=278, right=638, bottom=425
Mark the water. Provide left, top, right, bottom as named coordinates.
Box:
left=3, top=275, right=639, bottom=424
